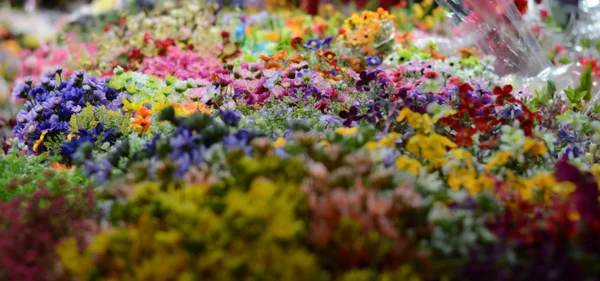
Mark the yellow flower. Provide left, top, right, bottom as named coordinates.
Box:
left=464, top=175, right=495, bottom=195
left=33, top=131, right=47, bottom=152
left=447, top=168, right=476, bottom=191
left=273, top=137, right=286, bottom=148
left=395, top=155, right=422, bottom=175
left=67, top=132, right=76, bottom=142
left=365, top=141, right=378, bottom=151
left=406, top=133, right=456, bottom=160
left=378, top=132, right=402, bottom=148
left=424, top=16, right=435, bottom=30
left=412, top=3, right=425, bottom=19
left=522, top=174, right=575, bottom=203
left=523, top=138, right=548, bottom=156
left=485, top=151, right=512, bottom=172
left=450, top=148, right=473, bottom=167
left=335, top=127, right=359, bottom=136
left=375, top=8, right=395, bottom=20
left=397, top=108, right=434, bottom=134
left=122, top=99, right=144, bottom=112
left=152, top=100, right=170, bottom=113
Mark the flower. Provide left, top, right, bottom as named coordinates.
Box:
left=305, top=39, right=322, bottom=50
left=273, top=137, right=286, bottom=147
left=131, top=107, right=152, bottom=134
left=335, top=127, right=359, bottom=136
left=395, top=155, right=422, bottom=175
left=397, top=107, right=434, bottom=134
left=406, top=133, right=457, bottom=160
left=365, top=56, right=382, bottom=67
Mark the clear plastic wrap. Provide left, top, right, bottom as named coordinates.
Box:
left=435, top=0, right=553, bottom=79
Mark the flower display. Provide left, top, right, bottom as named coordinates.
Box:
left=2, top=1, right=600, bottom=280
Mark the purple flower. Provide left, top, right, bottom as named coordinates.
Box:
left=339, top=106, right=362, bottom=127
left=366, top=56, right=382, bottom=67
left=219, top=110, right=242, bottom=127
left=304, top=38, right=322, bottom=50
left=322, top=36, right=333, bottom=49
left=356, top=70, right=381, bottom=91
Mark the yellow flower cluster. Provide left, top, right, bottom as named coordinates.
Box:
left=342, top=8, right=395, bottom=46
left=57, top=178, right=327, bottom=281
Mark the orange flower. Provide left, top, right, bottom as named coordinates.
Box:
left=457, top=48, right=475, bottom=57
left=272, top=50, right=287, bottom=61
left=360, top=46, right=377, bottom=56
left=266, top=61, right=284, bottom=70
left=260, top=54, right=273, bottom=61
left=345, top=57, right=364, bottom=72
left=50, top=162, right=70, bottom=172
left=265, top=31, right=279, bottom=42
left=430, top=50, right=448, bottom=60
left=395, top=32, right=414, bottom=44
left=131, top=107, right=152, bottom=133
left=318, top=50, right=338, bottom=65
left=290, top=37, right=304, bottom=50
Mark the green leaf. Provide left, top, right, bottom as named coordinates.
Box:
left=596, top=40, right=600, bottom=53
left=565, top=86, right=576, bottom=103
left=581, top=39, right=591, bottom=49
left=547, top=80, right=556, bottom=98
left=576, top=64, right=593, bottom=101
left=558, top=56, right=571, bottom=64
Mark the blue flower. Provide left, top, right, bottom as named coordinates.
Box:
left=219, top=110, right=242, bottom=127
left=264, top=71, right=281, bottom=90
left=366, top=56, right=382, bottom=67
left=295, top=69, right=314, bottom=84
left=304, top=38, right=322, bottom=50
left=233, top=23, right=246, bottom=42
left=322, top=36, right=333, bottom=49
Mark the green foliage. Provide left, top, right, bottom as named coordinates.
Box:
left=564, top=65, right=593, bottom=107
left=0, top=150, right=91, bottom=201
left=577, top=64, right=594, bottom=101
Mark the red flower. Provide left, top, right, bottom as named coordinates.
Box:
left=455, top=128, right=477, bottom=146
left=514, top=0, right=528, bottom=14
left=290, top=37, right=304, bottom=50
left=493, top=85, right=516, bottom=106
left=314, top=100, right=329, bottom=112
left=424, top=70, right=439, bottom=80
left=221, top=31, right=230, bottom=38
left=128, top=47, right=142, bottom=59
left=479, top=137, right=499, bottom=149
left=540, top=9, right=549, bottom=20
left=155, top=38, right=175, bottom=49
left=579, top=57, right=600, bottom=75
left=143, top=32, right=152, bottom=44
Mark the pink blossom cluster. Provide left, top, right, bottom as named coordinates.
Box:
left=138, top=46, right=223, bottom=80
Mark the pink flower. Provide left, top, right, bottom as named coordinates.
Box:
left=447, top=76, right=462, bottom=87
left=424, top=70, right=440, bottom=80
left=540, top=9, right=549, bottom=20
